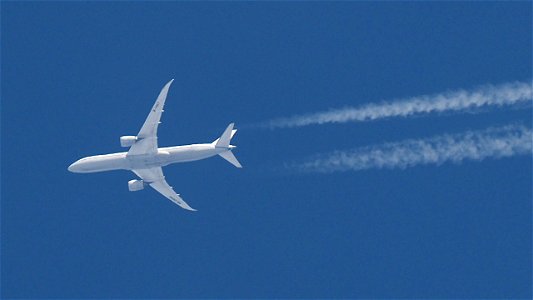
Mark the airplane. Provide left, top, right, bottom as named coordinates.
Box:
left=68, top=79, right=241, bottom=211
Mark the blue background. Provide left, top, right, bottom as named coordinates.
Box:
left=2, top=2, right=531, bottom=298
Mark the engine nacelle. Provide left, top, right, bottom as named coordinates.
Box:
left=128, top=179, right=144, bottom=192
left=120, top=136, right=137, bottom=147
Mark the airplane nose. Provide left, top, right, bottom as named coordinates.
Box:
left=68, top=161, right=79, bottom=172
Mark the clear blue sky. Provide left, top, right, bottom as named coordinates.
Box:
left=2, top=2, right=531, bottom=298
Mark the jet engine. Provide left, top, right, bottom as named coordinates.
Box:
left=120, top=136, right=137, bottom=147
left=128, top=179, right=144, bottom=192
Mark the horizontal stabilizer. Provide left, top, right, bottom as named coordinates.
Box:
left=219, top=151, right=242, bottom=168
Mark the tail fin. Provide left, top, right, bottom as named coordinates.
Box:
left=219, top=151, right=242, bottom=168
left=213, top=123, right=242, bottom=168
left=213, top=123, right=236, bottom=148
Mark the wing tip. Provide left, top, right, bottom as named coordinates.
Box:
left=183, top=204, right=197, bottom=212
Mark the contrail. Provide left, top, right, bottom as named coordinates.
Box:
left=261, top=81, right=532, bottom=129
left=290, top=124, right=532, bottom=173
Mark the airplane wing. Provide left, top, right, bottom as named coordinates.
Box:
left=127, top=79, right=174, bottom=156
left=132, top=167, right=196, bottom=211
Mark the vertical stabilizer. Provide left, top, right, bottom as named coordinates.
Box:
left=214, top=123, right=235, bottom=148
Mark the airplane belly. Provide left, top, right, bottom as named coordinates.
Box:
left=167, top=147, right=218, bottom=163
left=126, top=151, right=171, bottom=169
left=72, top=154, right=128, bottom=173
left=90, top=158, right=127, bottom=172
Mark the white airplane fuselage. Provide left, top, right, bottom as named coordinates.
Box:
left=68, top=79, right=241, bottom=211
left=68, top=143, right=232, bottom=173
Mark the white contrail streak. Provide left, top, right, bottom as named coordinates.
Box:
left=262, top=81, right=532, bottom=129
left=291, top=124, right=532, bottom=173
